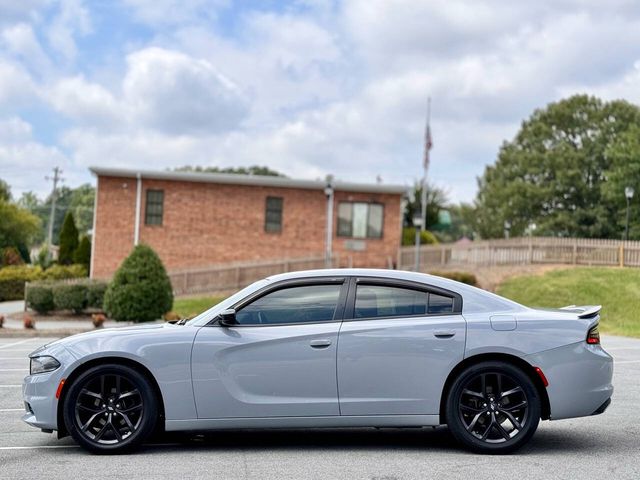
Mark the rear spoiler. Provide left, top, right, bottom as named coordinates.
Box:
left=559, top=305, right=602, bottom=319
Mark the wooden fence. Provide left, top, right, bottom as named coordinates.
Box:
left=398, top=237, right=640, bottom=271
left=168, top=255, right=341, bottom=296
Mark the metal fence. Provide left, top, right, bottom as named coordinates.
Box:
left=398, top=236, right=640, bottom=271
left=168, top=255, right=341, bottom=296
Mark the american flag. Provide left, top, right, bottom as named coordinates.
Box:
left=424, top=121, right=433, bottom=169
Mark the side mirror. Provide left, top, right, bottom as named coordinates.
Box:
left=218, top=308, right=237, bottom=326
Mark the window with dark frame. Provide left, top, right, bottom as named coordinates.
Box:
left=337, top=202, right=384, bottom=239
left=354, top=285, right=454, bottom=319
left=145, top=189, right=164, bottom=225
left=265, top=196, right=283, bottom=233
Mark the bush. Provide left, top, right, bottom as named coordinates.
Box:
left=0, top=265, right=42, bottom=301
left=26, top=284, right=54, bottom=314
left=429, top=270, right=478, bottom=286
left=86, top=281, right=107, bottom=309
left=104, top=244, right=173, bottom=322
left=42, top=264, right=87, bottom=280
left=58, top=212, right=79, bottom=265
left=402, top=227, right=439, bottom=246
left=53, top=284, right=87, bottom=313
left=1, top=247, right=24, bottom=267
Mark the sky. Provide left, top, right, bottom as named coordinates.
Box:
left=2, top=0, right=640, bottom=203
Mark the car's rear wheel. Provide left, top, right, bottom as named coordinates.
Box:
left=445, top=361, right=541, bottom=454
left=63, top=364, right=158, bottom=454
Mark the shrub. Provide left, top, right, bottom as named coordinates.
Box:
left=104, top=244, right=173, bottom=322
left=58, top=212, right=79, bottom=265
left=402, top=227, right=439, bottom=246
left=0, top=265, right=42, bottom=301
left=429, top=270, right=478, bottom=286
left=92, top=313, right=106, bottom=328
left=73, top=235, right=91, bottom=269
left=53, top=284, right=87, bottom=313
left=42, top=264, right=87, bottom=280
left=86, top=281, right=108, bottom=309
left=24, top=314, right=35, bottom=329
left=26, top=284, right=54, bottom=314
left=1, top=247, right=24, bottom=267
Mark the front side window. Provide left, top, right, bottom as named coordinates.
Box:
left=265, top=196, right=283, bottom=233
left=235, top=284, right=341, bottom=325
left=354, top=285, right=454, bottom=319
left=145, top=189, right=164, bottom=225
left=337, top=202, right=383, bottom=238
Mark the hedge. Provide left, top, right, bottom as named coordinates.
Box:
left=25, top=279, right=108, bottom=314
left=0, top=264, right=87, bottom=302
left=428, top=270, right=478, bottom=286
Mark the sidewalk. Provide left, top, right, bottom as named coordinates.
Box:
left=0, top=300, right=25, bottom=315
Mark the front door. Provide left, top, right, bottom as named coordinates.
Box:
left=192, top=279, right=347, bottom=418
left=337, top=278, right=466, bottom=416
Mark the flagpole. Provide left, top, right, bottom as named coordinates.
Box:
left=420, top=97, right=431, bottom=234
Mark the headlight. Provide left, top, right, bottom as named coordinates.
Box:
left=30, top=356, right=61, bottom=375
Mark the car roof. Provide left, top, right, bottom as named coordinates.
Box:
left=265, top=268, right=525, bottom=314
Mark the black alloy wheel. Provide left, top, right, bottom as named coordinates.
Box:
left=63, top=364, right=158, bottom=454
left=446, top=361, right=541, bottom=454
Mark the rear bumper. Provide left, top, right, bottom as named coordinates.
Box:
left=525, top=341, right=613, bottom=420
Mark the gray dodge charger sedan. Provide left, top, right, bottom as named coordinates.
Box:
left=22, top=269, right=613, bottom=454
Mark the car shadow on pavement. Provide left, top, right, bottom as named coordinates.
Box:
left=133, top=426, right=607, bottom=456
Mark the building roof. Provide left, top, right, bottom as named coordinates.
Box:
left=90, top=166, right=408, bottom=195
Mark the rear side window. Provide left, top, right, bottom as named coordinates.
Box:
left=235, top=284, right=341, bottom=325
left=354, top=285, right=455, bottom=319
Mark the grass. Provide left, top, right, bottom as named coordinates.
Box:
left=496, top=267, right=640, bottom=338
left=173, top=295, right=225, bottom=319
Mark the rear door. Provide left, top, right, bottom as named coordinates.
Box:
left=337, top=277, right=466, bottom=416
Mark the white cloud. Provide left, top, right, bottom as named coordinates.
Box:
left=122, top=47, right=249, bottom=135
left=122, top=0, right=229, bottom=26
left=0, top=60, right=37, bottom=106
left=46, top=0, right=91, bottom=63
left=1, top=22, right=52, bottom=74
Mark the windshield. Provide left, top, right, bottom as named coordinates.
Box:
left=185, top=279, right=270, bottom=326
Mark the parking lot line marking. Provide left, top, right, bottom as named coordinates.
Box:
left=0, top=339, right=33, bottom=350
left=615, top=360, right=640, bottom=364
left=0, top=445, right=80, bottom=451
left=0, top=357, right=28, bottom=360
left=0, top=408, right=24, bottom=412
left=0, top=384, right=22, bottom=388
left=0, top=368, right=26, bottom=371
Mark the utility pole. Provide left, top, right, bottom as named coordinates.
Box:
left=45, top=167, right=63, bottom=252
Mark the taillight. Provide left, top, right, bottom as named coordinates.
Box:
left=586, top=325, right=600, bottom=345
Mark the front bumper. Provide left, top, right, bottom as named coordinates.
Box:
left=22, top=345, right=76, bottom=431
left=525, top=341, right=613, bottom=420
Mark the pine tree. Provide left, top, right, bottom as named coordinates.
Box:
left=73, top=235, right=91, bottom=270
left=58, top=212, right=79, bottom=265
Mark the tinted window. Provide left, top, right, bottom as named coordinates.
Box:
left=355, top=285, right=427, bottom=318
left=235, top=284, right=341, bottom=325
left=265, top=196, right=283, bottom=233
left=428, top=293, right=454, bottom=314
left=145, top=190, right=164, bottom=225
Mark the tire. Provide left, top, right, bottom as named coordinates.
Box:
left=445, top=361, right=541, bottom=454
left=63, top=364, right=158, bottom=454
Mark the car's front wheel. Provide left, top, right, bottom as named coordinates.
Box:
left=63, top=364, right=158, bottom=454
left=445, top=361, right=541, bottom=454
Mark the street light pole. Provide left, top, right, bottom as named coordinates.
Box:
left=625, top=186, right=634, bottom=241
left=413, top=215, right=423, bottom=272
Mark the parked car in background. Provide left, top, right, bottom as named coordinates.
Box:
left=23, top=269, right=613, bottom=454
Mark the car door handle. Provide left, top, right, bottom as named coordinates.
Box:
left=309, top=339, right=332, bottom=348
left=434, top=330, right=456, bottom=338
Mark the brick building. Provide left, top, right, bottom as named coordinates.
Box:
left=89, top=167, right=407, bottom=279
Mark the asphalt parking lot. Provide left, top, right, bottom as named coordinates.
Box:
left=1, top=335, right=639, bottom=480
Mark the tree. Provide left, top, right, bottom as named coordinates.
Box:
left=475, top=95, right=640, bottom=239
left=0, top=179, right=11, bottom=202
left=58, top=212, right=79, bottom=265
left=73, top=235, right=91, bottom=269
left=175, top=165, right=286, bottom=177
left=403, top=182, right=450, bottom=230
left=0, top=198, right=41, bottom=252
left=103, top=244, right=173, bottom=322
